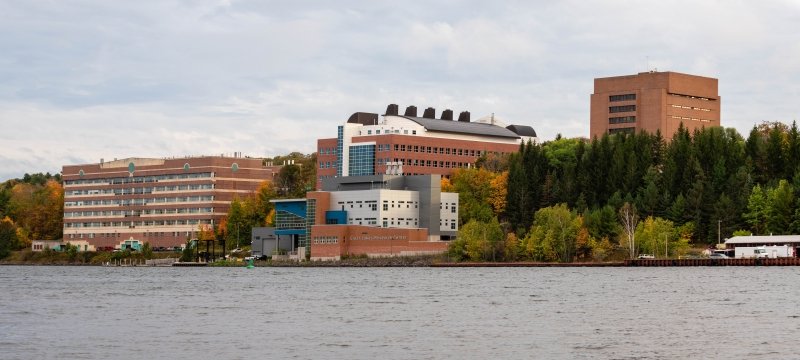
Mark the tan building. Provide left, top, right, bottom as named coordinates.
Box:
left=62, top=156, right=279, bottom=250
left=590, top=71, right=720, bottom=139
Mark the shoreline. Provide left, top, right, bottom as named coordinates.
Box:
left=5, top=257, right=800, bottom=267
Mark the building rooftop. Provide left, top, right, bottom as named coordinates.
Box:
left=397, top=115, right=520, bottom=139
left=724, top=235, right=800, bottom=244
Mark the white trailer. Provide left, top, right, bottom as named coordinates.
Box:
left=735, top=245, right=793, bottom=258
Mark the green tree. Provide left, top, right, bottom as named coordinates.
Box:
left=584, top=205, right=620, bottom=243
left=450, top=168, right=496, bottom=224
left=744, top=184, right=768, bottom=234
left=766, top=179, right=794, bottom=234
left=0, top=217, right=20, bottom=259
left=634, top=216, right=678, bottom=258
left=522, top=204, right=582, bottom=262
left=179, top=240, right=195, bottom=262
left=448, top=218, right=504, bottom=262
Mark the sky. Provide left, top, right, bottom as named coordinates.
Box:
left=1, top=0, right=799, bottom=182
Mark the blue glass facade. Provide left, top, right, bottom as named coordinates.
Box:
left=274, top=200, right=308, bottom=247
left=348, top=144, right=375, bottom=176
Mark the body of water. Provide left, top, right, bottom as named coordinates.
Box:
left=1, top=265, right=799, bottom=359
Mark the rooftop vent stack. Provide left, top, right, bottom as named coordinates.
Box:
left=441, top=109, right=453, bottom=121
left=458, top=111, right=471, bottom=122
left=386, top=104, right=399, bottom=116
left=423, top=107, right=436, bottom=119
left=404, top=105, right=418, bottom=117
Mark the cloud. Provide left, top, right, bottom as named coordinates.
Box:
left=1, top=0, right=800, bottom=181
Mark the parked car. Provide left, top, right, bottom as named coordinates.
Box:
left=637, top=254, right=655, bottom=259
left=709, top=253, right=729, bottom=259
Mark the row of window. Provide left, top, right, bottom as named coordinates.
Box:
left=609, top=116, right=636, bottom=124
left=65, top=172, right=212, bottom=186
left=609, top=94, right=636, bottom=102
left=67, top=231, right=195, bottom=239
left=377, top=158, right=475, bottom=169
left=313, top=236, right=339, bottom=244
left=609, top=105, right=636, bottom=113
left=66, top=184, right=214, bottom=196
left=362, top=129, right=417, bottom=136
left=608, top=127, right=635, bottom=134
left=670, top=115, right=712, bottom=123
left=319, top=147, right=337, bottom=155
left=381, top=144, right=487, bottom=157
left=65, top=196, right=214, bottom=207
left=64, top=207, right=214, bottom=218
left=670, top=104, right=712, bottom=112
left=65, top=219, right=213, bottom=228
left=668, top=93, right=713, bottom=101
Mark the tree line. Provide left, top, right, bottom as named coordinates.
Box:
left=0, top=173, right=64, bottom=258
left=448, top=121, right=800, bottom=262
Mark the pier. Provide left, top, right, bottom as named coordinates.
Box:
left=431, top=258, right=800, bottom=267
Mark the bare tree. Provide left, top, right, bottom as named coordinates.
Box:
left=619, top=202, right=639, bottom=259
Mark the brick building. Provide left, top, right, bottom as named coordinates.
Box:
left=590, top=71, right=720, bottom=139
left=316, top=104, right=537, bottom=189
left=270, top=174, right=457, bottom=260
left=62, top=156, right=279, bottom=250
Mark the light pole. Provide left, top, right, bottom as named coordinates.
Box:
left=718, top=220, right=721, bottom=247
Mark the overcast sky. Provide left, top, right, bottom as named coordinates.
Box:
left=1, top=0, right=799, bottom=181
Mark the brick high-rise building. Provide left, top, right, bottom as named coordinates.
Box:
left=590, top=71, right=720, bottom=139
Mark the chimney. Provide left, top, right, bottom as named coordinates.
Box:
left=423, top=107, right=435, bottom=119
left=385, top=104, right=399, bottom=116
left=458, top=111, right=471, bottom=122
left=404, top=105, right=418, bottom=117
left=441, top=109, right=453, bottom=121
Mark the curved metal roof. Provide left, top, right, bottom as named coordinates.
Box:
left=398, top=116, right=520, bottom=139
left=506, top=124, right=537, bottom=137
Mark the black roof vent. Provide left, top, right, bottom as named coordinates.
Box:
left=385, top=104, right=399, bottom=116
left=422, top=107, right=436, bottom=119
left=441, top=109, right=453, bottom=121
left=404, top=105, right=418, bottom=117
left=458, top=111, right=471, bottom=122
left=347, top=112, right=379, bottom=125
left=506, top=124, right=537, bottom=137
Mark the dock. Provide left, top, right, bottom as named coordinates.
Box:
left=626, top=257, right=800, bottom=266
left=431, top=258, right=800, bottom=267
left=171, top=262, right=208, bottom=267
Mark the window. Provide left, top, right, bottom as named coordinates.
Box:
left=609, top=116, right=636, bottom=124
left=383, top=204, right=388, bottom=211
left=451, top=206, right=456, bottom=213
left=609, top=105, right=636, bottom=113
left=609, top=127, right=635, bottom=135
left=367, top=130, right=372, bottom=135
left=412, top=130, right=416, bottom=135
left=609, top=94, right=636, bottom=102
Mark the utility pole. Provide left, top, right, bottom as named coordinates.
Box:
left=718, top=220, right=721, bottom=247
